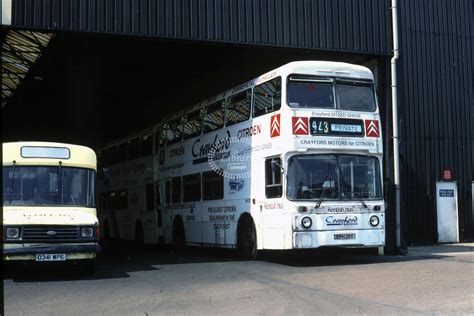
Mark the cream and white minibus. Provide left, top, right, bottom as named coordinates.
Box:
left=3, top=142, right=100, bottom=273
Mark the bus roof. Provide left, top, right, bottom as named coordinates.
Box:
left=2, top=141, right=97, bottom=170
left=281, top=61, right=374, bottom=81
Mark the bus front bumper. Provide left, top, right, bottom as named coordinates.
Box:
left=293, top=229, right=385, bottom=249
left=3, top=243, right=101, bottom=260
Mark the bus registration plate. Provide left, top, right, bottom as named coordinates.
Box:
left=334, top=233, right=356, bottom=240
left=36, top=254, right=66, bottom=261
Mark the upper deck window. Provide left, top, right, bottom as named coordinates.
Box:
left=253, top=77, right=281, bottom=117
left=183, top=110, right=202, bottom=139
left=287, top=76, right=376, bottom=112
left=141, top=134, right=153, bottom=156
left=287, top=78, right=334, bottom=109
left=336, top=80, right=376, bottom=111
left=203, top=101, right=224, bottom=133
left=166, top=118, right=183, bottom=144
left=128, top=138, right=140, bottom=160
left=227, top=89, right=251, bottom=126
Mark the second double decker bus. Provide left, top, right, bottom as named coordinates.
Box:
left=154, top=61, right=384, bottom=259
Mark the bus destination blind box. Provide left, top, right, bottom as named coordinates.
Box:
left=21, top=146, right=70, bottom=159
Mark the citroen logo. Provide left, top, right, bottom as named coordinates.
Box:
left=46, top=230, right=57, bottom=236
left=270, top=114, right=280, bottom=137
left=365, top=120, right=380, bottom=137
left=292, top=117, right=309, bottom=135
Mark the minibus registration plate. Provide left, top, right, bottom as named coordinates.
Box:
left=334, top=233, right=356, bottom=240
left=36, top=254, right=66, bottom=261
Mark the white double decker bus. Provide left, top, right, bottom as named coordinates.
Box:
left=97, top=129, right=157, bottom=246
left=98, top=61, right=384, bottom=259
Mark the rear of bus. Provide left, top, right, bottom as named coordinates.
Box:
left=2, top=142, right=100, bottom=273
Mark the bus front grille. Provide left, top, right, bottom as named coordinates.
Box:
left=22, top=226, right=80, bottom=242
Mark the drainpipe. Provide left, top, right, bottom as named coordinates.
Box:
left=391, top=0, right=402, bottom=250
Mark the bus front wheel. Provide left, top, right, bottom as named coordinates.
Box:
left=237, top=217, right=258, bottom=260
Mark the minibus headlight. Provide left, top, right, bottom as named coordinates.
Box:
left=301, top=217, right=312, bottom=229
left=6, top=227, right=20, bottom=239
left=369, top=216, right=380, bottom=227
left=81, top=227, right=94, bottom=238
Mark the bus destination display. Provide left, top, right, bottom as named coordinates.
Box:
left=310, top=118, right=364, bottom=136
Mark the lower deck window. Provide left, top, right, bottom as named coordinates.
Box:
left=265, top=157, right=283, bottom=198
left=202, top=170, right=223, bottom=200
left=183, top=173, right=201, bottom=202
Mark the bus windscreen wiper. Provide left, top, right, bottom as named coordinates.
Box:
left=9, top=160, right=16, bottom=204
left=346, top=190, right=368, bottom=208
left=315, top=174, right=332, bottom=208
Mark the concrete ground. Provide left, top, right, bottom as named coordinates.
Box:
left=3, top=243, right=474, bottom=315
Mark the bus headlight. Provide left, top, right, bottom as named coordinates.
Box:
left=81, top=227, right=94, bottom=238
left=369, top=216, right=380, bottom=227
left=301, top=217, right=312, bottom=229
left=6, top=227, right=20, bottom=239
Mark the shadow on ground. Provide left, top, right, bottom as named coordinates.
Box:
left=4, top=241, right=453, bottom=282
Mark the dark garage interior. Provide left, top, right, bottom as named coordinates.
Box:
left=2, top=32, right=383, bottom=148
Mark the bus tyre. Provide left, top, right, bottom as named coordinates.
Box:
left=173, top=218, right=185, bottom=251
left=237, top=217, right=258, bottom=260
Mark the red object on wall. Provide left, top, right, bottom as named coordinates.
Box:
left=441, top=168, right=454, bottom=181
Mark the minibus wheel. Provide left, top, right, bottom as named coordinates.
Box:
left=237, top=216, right=257, bottom=260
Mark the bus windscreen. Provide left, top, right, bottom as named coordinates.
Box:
left=287, top=155, right=382, bottom=201
left=3, top=166, right=96, bottom=207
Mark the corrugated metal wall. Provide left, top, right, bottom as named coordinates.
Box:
left=11, top=0, right=391, bottom=55
left=398, top=0, right=474, bottom=243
